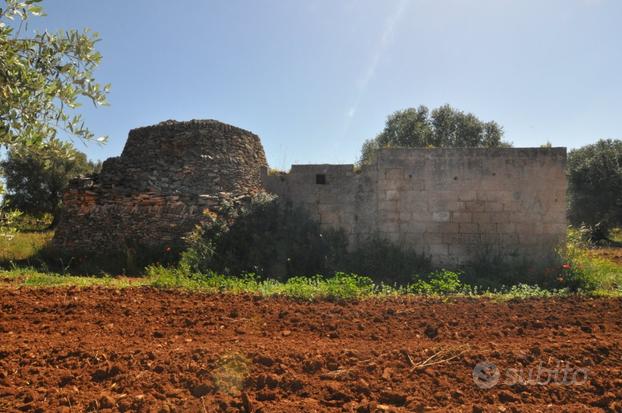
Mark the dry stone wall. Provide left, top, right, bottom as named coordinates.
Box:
left=54, top=117, right=567, bottom=269
left=263, top=148, right=567, bottom=267
left=53, top=120, right=267, bottom=255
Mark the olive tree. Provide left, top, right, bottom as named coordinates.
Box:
left=1, top=140, right=100, bottom=226
left=0, top=0, right=110, bottom=149
left=0, top=0, right=109, bottom=233
left=568, top=139, right=622, bottom=241
left=360, top=104, right=509, bottom=164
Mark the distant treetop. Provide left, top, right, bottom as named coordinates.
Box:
left=359, top=104, right=510, bottom=165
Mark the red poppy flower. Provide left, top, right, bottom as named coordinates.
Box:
left=562, top=263, right=571, bottom=270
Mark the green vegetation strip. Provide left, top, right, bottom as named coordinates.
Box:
left=0, top=228, right=620, bottom=300
left=0, top=232, right=53, bottom=262
left=1, top=266, right=620, bottom=301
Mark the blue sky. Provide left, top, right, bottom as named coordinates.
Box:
left=29, top=0, right=622, bottom=168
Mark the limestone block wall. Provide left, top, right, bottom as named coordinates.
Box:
left=54, top=117, right=567, bottom=269
left=53, top=120, right=267, bottom=254
left=263, top=148, right=567, bottom=267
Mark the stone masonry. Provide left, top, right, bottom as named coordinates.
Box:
left=54, top=119, right=567, bottom=268
left=52, top=120, right=267, bottom=254
left=263, top=147, right=567, bottom=266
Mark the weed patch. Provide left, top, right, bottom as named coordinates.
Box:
left=0, top=231, right=53, bottom=262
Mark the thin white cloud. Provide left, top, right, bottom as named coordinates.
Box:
left=341, top=0, right=409, bottom=135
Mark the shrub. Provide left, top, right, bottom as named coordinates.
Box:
left=408, top=270, right=463, bottom=295
left=1, top=141, right=100, bottom=228
left=181, top=194, right=430, bottom=283
left=181, top=194, right=348, bottom=280
left=568, top=139, right=622, bottom=242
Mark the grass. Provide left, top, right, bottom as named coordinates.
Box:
left=563, top=227, right=622, bottom=291
left=573, top=255, right=622, bottom=291
left=0, top=264, right=619, bottom=301
left=0, top=267, right=146, bottom=288
left=0, top=231, right=53, bottom=261
left=0, top=227, right=619, bottom=300
left=0, top=267, right=385, bottom=300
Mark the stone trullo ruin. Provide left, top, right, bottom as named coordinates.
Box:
left=53, top=119, right=567, bottom=267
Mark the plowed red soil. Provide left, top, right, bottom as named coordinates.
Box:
left=1, top=287, right=621, bottom=412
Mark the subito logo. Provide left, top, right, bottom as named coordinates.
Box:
left=472, top=362, right=500, bottom=389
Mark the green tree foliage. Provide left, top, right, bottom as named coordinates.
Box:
left=360, top=104, right=509, bottom=164
left=0, top=0, right=108, bottom=235
left=1, top=139, right=100, bottom=222
left=0, top=0, right=110, bottom=149
left=568, top=139, right=622, bottom=241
